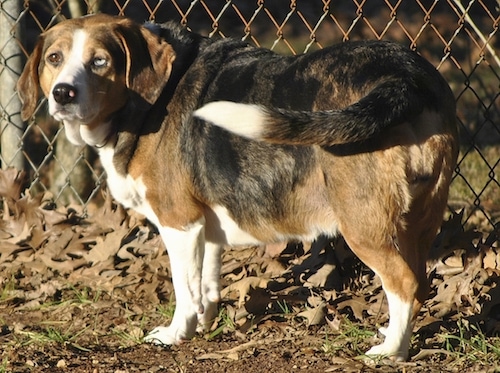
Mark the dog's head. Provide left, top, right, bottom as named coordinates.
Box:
left=17, top=14, right=175, bottom=146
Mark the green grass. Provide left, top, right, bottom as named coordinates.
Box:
left=208, top=307, right=236, bottom=340
left=0, top=276, right=17, bottom=303
left=113, top=323, right=145, bottom=347
left=2, top=284, right=105, bottom=351
left=449, top=145, right=500, bottom=229
left=321, top=317, right=375, bottom=356
left=156, top=295, right=176, bottom=322
left=439, top=320, right=500, bottom=369
left=276, top=299, right=292, bottom=315
left=18, top=325, right=90, bottom=351
left=0, top=356, right=8, bottom=373
left=68, top=285, right=102, bottom=304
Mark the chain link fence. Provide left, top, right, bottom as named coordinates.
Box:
left=0, top=0, right=499, bottom=230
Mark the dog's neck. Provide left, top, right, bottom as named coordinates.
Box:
left=106, top=104, right=148, bottom=176
left=63, top=119, right=113, bottom=147
left=82, top=121, right=114, bottom=148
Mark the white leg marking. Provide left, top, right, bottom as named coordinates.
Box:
left=366, top=290, right=413, bottom=361
left=144, top=219, right=206, bottom=345
left=194, top=101, right=267, bottom=140
left=197, top=242, right=223, bottom=331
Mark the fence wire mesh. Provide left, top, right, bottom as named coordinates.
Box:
left=0, top=0, right=499, bottom=230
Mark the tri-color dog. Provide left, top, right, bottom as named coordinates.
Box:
left=17, top=14, right=458, bottom=360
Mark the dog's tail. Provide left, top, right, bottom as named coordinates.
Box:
left=194, top=79, right=427, bottom=146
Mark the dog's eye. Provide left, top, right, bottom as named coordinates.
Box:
left=91, top=57, right=107, bottom=69
left=47, top=53, right=62, bottom=66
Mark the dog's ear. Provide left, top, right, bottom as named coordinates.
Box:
left=17, top=36, right=44, bottom=121
left=115, top=19, right=175, bottom=107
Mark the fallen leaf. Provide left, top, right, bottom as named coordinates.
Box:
left=221, top=276, right=270, bottom=307
left=84, top=228, right=127, bottom=263
left=483, top=247, right=498, bottom=270
left=0, top=168, right=27, bottom=200
left=298, top=302, right=326, bottom=326
left=264, top=242, right=287, bottom=258
left=326, top=305, right=343, bottom=331
left=244, top=287, right=272, bottom=315
left=303, top=263, right=337, bottom=288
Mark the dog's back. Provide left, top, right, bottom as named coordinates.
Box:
left=179, top=36, right=457, bottom=242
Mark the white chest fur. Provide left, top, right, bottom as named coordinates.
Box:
left=98, top=145, right=159, bottom=225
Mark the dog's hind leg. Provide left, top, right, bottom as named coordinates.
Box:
left=197, top=242, right=223, bottom=331
left=342, top=230, right=418, bottom=361
left=341, top=187, right=448, bottom=361
left=145, top=219, right=206, bottom=345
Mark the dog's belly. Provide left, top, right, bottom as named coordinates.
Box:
left=204, top=204, right=339, bottom=247
left=204, top=205, right=262, bottom=246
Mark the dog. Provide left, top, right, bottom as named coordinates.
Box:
left=17, top=13, right=458, bottom=361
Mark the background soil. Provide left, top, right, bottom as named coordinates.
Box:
left=0, top=169, right=499, bottom=372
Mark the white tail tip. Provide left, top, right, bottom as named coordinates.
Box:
left=194, top=101, right=266, bottom=140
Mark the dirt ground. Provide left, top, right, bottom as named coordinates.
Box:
left=0, top=169, right=499, bottom=373
left=1, top=333, right=480, bottom=373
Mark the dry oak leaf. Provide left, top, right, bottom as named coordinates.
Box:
left=303, top=263, right=337, bottom=288
left=429, top=210, right=480, bottom=263
left=263, top=242, right=288, bottom=258
left=0, top=168, right=26, bottom=200
left=336, top=294, right=375, bottom=322
left=298, top=302, right=327, bottom=326
left=84, top=227, right=128, bottom=264
left=221, top=276, right=270, bottom=307
left=481, top=246, right=500, bottom=270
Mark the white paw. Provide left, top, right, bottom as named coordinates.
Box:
left=144, top=326, right=185, bottom=345
left=196, top=301, right=219, bottom=333
left=366, top=343, right=407, bottom=362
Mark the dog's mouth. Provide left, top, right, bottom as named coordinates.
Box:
left=51, top=104, right=88, bottom=122
left=49, top=104, right=97, bottom=146
left=52, top=108, right=78, bottom=122
left=50, top=99, right=102, bottom=126
left=49, top=98, right=113, bottom=147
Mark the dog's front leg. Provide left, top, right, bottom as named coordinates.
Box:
left=197, top=242, right=223, bottom=331
left=145, top=219, right=205, bottom=345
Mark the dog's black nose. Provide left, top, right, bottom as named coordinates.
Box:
left=52, top=83, right=77, bottom=105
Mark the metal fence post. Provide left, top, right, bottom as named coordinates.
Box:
left=0, top=0, right=25, bottom=171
